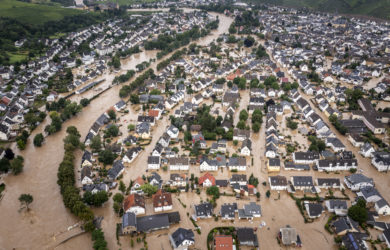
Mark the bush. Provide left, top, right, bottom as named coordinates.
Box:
left=33, top=133, right=44, bottom=147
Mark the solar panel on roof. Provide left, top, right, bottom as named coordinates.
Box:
left=348, top=234, right=358, bottom=250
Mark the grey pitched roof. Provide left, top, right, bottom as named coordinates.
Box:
left=170, top=228, right=194, bottom=248
left=107, top=160, right=124, bottom=180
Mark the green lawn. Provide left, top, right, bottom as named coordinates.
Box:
left=103, top=0, right=160, bottom=6
left=7, top=51, right=28, bottom=64
left=0, top=0, right=83, bottom=25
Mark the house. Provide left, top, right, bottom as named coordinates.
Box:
left=228, top=157, right=247, bottom=171
left=169, top=157, right=189, bottom=171
left=220, top=203, right=237, bottom=220
left=200, top=157, right=219, bottom=172
left=332, top=217, right=359, bottom=235
left=123, top=147, right=142, bottom=163
left=238, top=202, right=261, bottom=220
left=81, top=150, right=94, bottom=167
left=267, top=158, right=281, bottom=172
left=169, top=174, right=188, bottom=188
left=284, top=162, right=310, bottom=171
left=192, top=133, right=207, bottom=149
left=325, top=200, right=348, bottom=216
left=342, top=233, right=369, bottom=250
left=131, top=176, right=145, bottom=194
left=375, top=199, right=390, bottom=216
left=124, top=194, right=145, bottom=215
left=304, top=203, right=323, bottom=219
left=348, top=133, right=365, bottom=148
left=148, top=172, right=163, bottom=189
left=107, top=160, right=124, bottom=180
left=167, top=125, right=179, bottom=139
left=199, top=172, right=216, bottom=187
left=152, top=143, right=164, bottom=156
left=81, top=166, right=93, bottom=185
left=147, top=156, right=161, bottom=170
left=122, top=212, right=137, bottom=234
left=240, top=139, right=252, bottom=156
left=236, top=228, right=258, bottom=247
left=136, top=122, right=151, bottom=139
left=326, top=137, right=346, bottom=152
left=194, top=202, right=213, bottom=220
left=233, top=129, right=250, bottom=141
left=278, top=226, right=301, bottom=247
left=293, top=152, right=319, bottom=164
left=114, top=100, right=126, bottom=111
left=381, top=229, right=390, bottom=248
left=148, top=109, right=161, bottom=121
left=359, top=143, right=375, bottom=158
left=158, top=132, right=171, bottom=148
left=230, top=174, right=247, bottom=186
left=169, top=228, right=195, bottom=250
left=192, top=93, right=203, bottom=105
left=371, top=152, right=390, bottom=172
left=344, top=174, right=374, bottom=191
left=291, top=176, right=314, bottom=191
left=153, top=189, right=173, bottom=212
left=316, top=178, right=341, bottom=189
left=269, top=175, right=288, bottom=191
left=214, top=235, right=234, bottom=250
left=122, top=211, right=180, bottom=234
left=317, top=159, right=357, bottom=172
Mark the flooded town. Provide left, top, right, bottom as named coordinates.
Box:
left=0, top=1, right=390, bottom=250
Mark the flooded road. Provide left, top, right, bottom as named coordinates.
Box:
left=0, top=10, right=232, bottom=250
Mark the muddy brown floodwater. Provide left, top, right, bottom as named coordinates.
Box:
left=0, top=10, right=232, bottom=250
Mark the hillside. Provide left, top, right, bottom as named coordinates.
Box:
left=248, top=0, right=390, bottom=20
left=0, top=0, right=82, bottom=25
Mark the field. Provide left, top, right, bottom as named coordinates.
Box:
left=102, top=0, right=160, bottom=6
left=247, top=0, right=390, bottom=20
left=0, top=0, right=82, bottom=25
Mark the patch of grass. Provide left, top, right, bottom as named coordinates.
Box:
left=0, top=0, right=82, bottom=25
left=7, top=51, right=28, bottom=64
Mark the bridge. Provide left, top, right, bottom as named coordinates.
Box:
left=45, top=223, right=86, bottom=249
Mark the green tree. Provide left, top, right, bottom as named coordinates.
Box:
left=105, top=125, right=119, bottom=137
left=206, top=186, right=220, bottom=199
left=17, top=139, right=26, bottom=150
left=83, top=191, right=109, bottom=207
left=348, top=199, right=367, bottom=224
left=90, top=135, right=102, bottom=152
left=80, top=98, right=90, bottom=107
left=113, top=193, right=124, bottom=203
left=19, top=193, right=33, bottom=210
left=130, top=94, right=139, bottom=104
left=244, top=36, right=255, bottom=47
left=140, top=184, right=158, bottom=197
left=0, top=158, right=10, bottom=173
left=252, top=122, right=260, bottom=132
left=92, top=229, right=108, bottom=250
left=11, top=156, right=24, bottom=175
left=237, top=121, right=246, bottom=129
left=119, top=181, right=126, bottom=193
left=239, top=109, right=248, bottom=121
left=108, top=110, right=116, bottom=120
left=98, top=149, right=116, bottom=165
left=33, top=133, right=44, bottom=147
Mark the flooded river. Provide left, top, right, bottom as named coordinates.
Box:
left=0, top=10, right=232, bottom=250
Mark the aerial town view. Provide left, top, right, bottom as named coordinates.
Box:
left=0, top=0, right=390, bottom=249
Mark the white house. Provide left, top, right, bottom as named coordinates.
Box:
left=169, top=157, right=189, bottom=171
left=200, top=158, right=218, bottom=172
left=147, top=156, right=161, bottom=170
left=269, top=176, right=288, bottom=191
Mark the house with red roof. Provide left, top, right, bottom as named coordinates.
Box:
left=199, top=172, right=216, bottom=187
